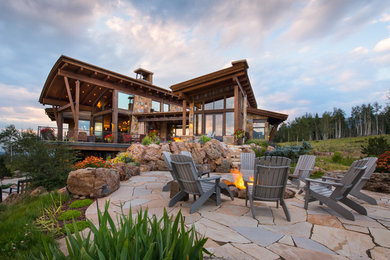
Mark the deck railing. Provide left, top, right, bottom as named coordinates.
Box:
left=37, top=126, right=145, bottom=144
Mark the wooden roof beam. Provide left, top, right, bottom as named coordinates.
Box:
left=64, top=76, right=76, bottom=120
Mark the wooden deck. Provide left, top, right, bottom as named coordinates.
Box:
left=63, top=142, right=130, bottom=152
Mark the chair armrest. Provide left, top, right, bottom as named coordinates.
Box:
left=321, top=176, right=341, bottom=182
left=199, top=176, right=221, bottom=182
left=304, top=178, right=344, bottom=187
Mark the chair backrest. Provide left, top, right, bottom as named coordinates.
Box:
left=293, top=155, right=316, bottom=180
left=162, top=151, right=174, bottom=174
left=361, top=157, right=378, bottom=180
left=171, top=154, right=203, bottom=195
left=331, top=158, right=368, bottom=200
left=78, top=132, right=88, bottom=141
left=240, top=153, right=255, bottom=171
left=252, top=156, right=291, bottom=201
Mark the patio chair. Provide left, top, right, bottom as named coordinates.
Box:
left=245, top=156, right=292, bottom=221
left=322, top=157, right=378, bottom=205
left=304, top=159, right=368, bottom=221
left=162, top=151, right=175, bottom=191
left=240, top=152, right=255, bottom=180
left=78, top=131, right=88, bottom=142
left=181, top=151, right=210, bottom=177
left=289, top=155, right=316, bottom=190
left=169, top=154, right=234, bottom=213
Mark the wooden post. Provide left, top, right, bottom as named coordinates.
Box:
left=74, top=80, right=80, bottom=141
left=243, top=96, right=247, bottom=132
left=265, top=121, right=269, bottom=141
left=234, top=85, right=240, bottom=131
left=269, top=124, right=279, bottom=141
left=182, top=100, right=187, bottom=136
left=57, top=112, right=63, bottom=140
left=112, top=89, right=118, bottom=143
left=64, top=77, right=76, bottom=120
left=189, top=101, right=194, bottom=136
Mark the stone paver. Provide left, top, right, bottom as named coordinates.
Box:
left=311, top=225, right=375, bottom=258
left=292, top=236, right=336, bottom=255
left=232, top=243, right=279, bottom=260
left=267, top=243, right=348, bottom=260
left=82, top=171, right=390, bottom=260
left=369, top=227, right=390, bottom=248
left=370, top=247, right=390, bottom=260
left=231, top=226, right=283, bottom=247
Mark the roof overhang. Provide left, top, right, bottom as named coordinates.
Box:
left=247, top=107, right=288, bottom=125
left=170, top=60, right=257, bottom=108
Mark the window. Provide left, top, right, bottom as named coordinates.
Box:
left=226, top=96, right=234, bottom=109
left=225, top=112, right=234, bottom=135
left=118, top=92, right=134, bottom=110
left=205, top=114, right=213, bottom=134
left=253, top=121, right=266, bottom=139
left=195, top=114, right=202, bottom=135
left=204, top=101, right=213, bottom=110
left=214, top=99, right=223, bottom=109
left=152, top=101, right=160, bottom=112
left=215, top=114, right=223, bottom=136
left=163, top=103, right=170, bottom=112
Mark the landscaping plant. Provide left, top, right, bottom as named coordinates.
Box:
left=73, top=156, right=111, bottom=170
left=268, top=141, right=312, bottom=163
left=361, top=136, right=390, bottom=157
left=111, top=152, right=136, bottom=164
left=57, top=210, right=81, bottom=221
left=376, top=151, right=390, bottom=173
left=41, top=202, right=210, bottom=259
left=69, top=199, right=93, bottom=209
left=199, top=135, right=211, bottom=144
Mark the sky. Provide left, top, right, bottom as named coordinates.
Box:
left=0, top=0, right=390, bottom=130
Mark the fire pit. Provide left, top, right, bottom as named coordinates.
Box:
left=173, top=137, right=183, bottom=142
left=222, top=169, right=296, bottom=199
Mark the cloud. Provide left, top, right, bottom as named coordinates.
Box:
left=351, top=46, right=369, bottom=55
left=374, top=36, right=390, bottom=52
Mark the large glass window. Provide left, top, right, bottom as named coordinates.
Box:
left=205, top=114, right=213, bottom=134
left=215, top=114, right=223, bottom=136
left=226, top=96, right=234, bottom=109
left=118, top=92, right=134, bottom=110
left=204, top=101, right=213, bottom=110
left=214, top=99, right=223, bottom=109
left=225, top=112, right=234, bottom=135
left=152, top=101, right=160, bottom=112
left=253, top=121, right=266, bottom=139
left=195, top=114, right=202, bottom=135
left=163, top=103, right=170, bottom=112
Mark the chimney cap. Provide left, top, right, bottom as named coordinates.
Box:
left=134, top=68, right=154, bottom=76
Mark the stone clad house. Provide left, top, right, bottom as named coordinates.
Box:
left=39, top=56, right=287, bottom=147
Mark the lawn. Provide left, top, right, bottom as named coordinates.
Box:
left=0, top=192, right=69, bottom=259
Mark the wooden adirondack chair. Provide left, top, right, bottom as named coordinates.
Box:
left=245, top=156, right=292, bottom=221
left=304, top=159, right=368, bottom=221
left=289, top=155, right=316, bottom=190
left=169, top=154, right=234, bottom=213
left=180, top=151, right=210, bottom=177
left=322, top=157, right=378, bottom=205
left=240, top=152, right=255, bottom=180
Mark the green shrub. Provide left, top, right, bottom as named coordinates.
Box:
left=58, top=210, right=81, bottom=221
left=43, top=202, right=210, bottom=259
left=69, top=199, right=93, bottom=209
left=199, top=135, right=211, bottom=144
left=142, top=136, right=152, bottom=145
left=268, top=141, right=312, bottom=163
left=246, top=139, right=268, bottom=147
left=361, top=136, right=390, bottom=157
left=310, top=170, right=325, bottom=179
left=331, top=151, right=343, bottom=163
left=63, top=221, right=89, bottom=234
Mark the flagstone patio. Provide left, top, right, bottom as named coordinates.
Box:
left=86, top=171, right=390, bottom=260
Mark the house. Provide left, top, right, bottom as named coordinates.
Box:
left=39, top=56, right=287, bottom=149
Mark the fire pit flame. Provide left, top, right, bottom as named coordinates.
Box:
left=230, top=169, right=253, bottom=190
left=173, top=137, right=183, bottom=142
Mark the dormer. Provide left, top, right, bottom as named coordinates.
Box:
left=134, top=68, right=154, bottom=84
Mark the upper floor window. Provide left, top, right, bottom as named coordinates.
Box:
left=118, top=92, right=134, bottom=110
left=163, top=103, right=170, bottom=112
left=226, top=96, right=234, bottom=109
left=152, top=100, right=160, bottom=112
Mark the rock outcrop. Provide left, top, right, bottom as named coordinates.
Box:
left=112, top=163, right=140, bottom=181
left=363, top=172, right=390, bottom=194
left=67, top=168, right=120, bottom=197
left=126, top=139, right=233, bottom=172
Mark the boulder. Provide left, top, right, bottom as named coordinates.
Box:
left=127, top=144, right=146, bottom=163
left=169, top=142, right=180, bottom=154
left=216, top=159, right=231, bottom=173
left=143, top=144, right=161, bottom=161
left=363, top=172, right=390, bottom=193
left=113, top=163, right=140, bottom=181
left=284, top=188, right=296, bottom=199
left=140, top=164, right=152, bottom=172
left=192, top=148, right=206, bottom=164
left=203, top=139, right=224, bottom=160
left=67, top=168, right=120, bottom=197
left=160, top=143, right=170, bottom=152
left=57, top=186, right=68, bottom=196
left=156, top=159, right=168, bottom=171
left=30, top=186, right=47, bottom=197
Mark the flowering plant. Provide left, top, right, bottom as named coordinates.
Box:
left=111, top=152, right=137, bottom=164
left=234, top=129, right=245, bottom=140
left=376, top=151, right=390, bottom=173
left=74, top=156, right=111, bottom=170
left=41, top=127, right=55, bottom=140
left=104, top=134, right=114, bottom=143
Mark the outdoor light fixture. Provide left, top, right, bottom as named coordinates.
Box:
left=95, top=184, right=111, bottom=226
